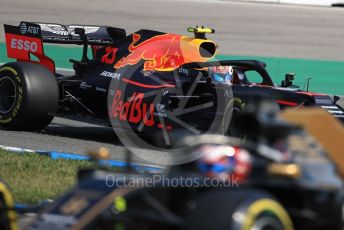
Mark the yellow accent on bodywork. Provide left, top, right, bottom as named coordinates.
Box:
left=281, top=108, right=344, bottom=178
left=114, top=196, right=127, bottom=213
left=187, top=27, right=215, bottom=34
left=267, top=163, right=301, bottom=179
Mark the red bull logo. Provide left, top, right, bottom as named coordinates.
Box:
left=109, top=89, right=155, bottom=127
left=114, top=33, right=217, bottom=71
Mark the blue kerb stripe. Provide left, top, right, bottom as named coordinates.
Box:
left=14, top=203, right=29, bottom=209
left=48, top=151, right=91, bottom=161
left=98, top=160, right=161, bottom=172
left=98, top=159, right=127, bottom=167
left=1, top=146, right=162, bottom=172
left=47, top=152, right=161, bottom=171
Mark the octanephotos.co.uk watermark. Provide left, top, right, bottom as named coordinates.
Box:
left=105, top=174, right=239, bottom=188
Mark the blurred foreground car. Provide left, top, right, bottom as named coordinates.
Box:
left=9, top=108, right=340, bottom=230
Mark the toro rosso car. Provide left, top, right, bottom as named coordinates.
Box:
left=4, top=108, right=344, bottom=230
left=0, top=22, right=343, bottom=140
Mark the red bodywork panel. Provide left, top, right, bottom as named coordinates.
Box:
left=297, top=91, right=327, bottom=97
left=4, top=23, right=55, bottom=72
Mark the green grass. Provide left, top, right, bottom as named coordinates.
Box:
left=0, top=150, right=93, bottom=204
left=217, top=54, right=344, bottom=95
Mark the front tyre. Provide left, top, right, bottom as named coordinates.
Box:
left=184, top=189, right=293, bottom=230
left=0, top=62, right=58, bottom=131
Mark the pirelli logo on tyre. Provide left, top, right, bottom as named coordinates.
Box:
left=12, top=86, right=22, bottom=118
left=0, top=66, right=23, bottom=124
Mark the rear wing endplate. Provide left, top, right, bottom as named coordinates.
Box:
left=4, top=22, right=55, bottom=72
left=3, top=21, right=126, bottom=72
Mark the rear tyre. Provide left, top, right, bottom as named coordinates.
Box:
left=184, top=189, right=293, bottom=230
left=0, top=62, right=58, bottom=131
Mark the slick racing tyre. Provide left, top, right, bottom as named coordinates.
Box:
left=0, top=62, right=58, bottom=131
left=221, top=97, right=246, bottom=136
left=184, top=189, right=293, bottom=230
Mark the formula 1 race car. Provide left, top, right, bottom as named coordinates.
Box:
left=11, top=107, right=343, bottom=230
left=0, top=22, right=343, bottom=143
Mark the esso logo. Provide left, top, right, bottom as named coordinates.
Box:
left=10, top=39, right=38, bottom=52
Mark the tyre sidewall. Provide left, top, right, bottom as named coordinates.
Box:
left=0, top=62, right=58, bottom=130
left=0, top=65, right=24, bottom=125
left=232, top=195, right=293, bottom=230
left=222, top=97, right=245, bottom=135
left=184, top=189, right=293, bottom=230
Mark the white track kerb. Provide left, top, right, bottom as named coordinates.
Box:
left=226, top=0, right=344, bottom=6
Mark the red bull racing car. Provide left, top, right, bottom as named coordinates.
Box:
left=0, top=22, right=343, bottom=142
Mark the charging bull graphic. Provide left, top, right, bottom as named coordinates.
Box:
left=114, top=33, right=217, bottom=71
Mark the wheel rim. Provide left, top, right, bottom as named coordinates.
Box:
left=251, top=215, right=284, bottom=230
left=0, top=76, right=17, bottom=114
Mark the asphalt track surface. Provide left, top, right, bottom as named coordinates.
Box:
left=0, top=0, right=344, bottom=164
left=1, top=0, right=344, bottom=60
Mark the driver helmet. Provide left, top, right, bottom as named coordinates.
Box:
left=196, top=144, right=252, bottom=182
left=209, top=66, right=233, bottom=83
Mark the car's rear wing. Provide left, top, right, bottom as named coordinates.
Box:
left=3, top=21, right=126, bottom=72
left=37, top=22, right=126, bottom=45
